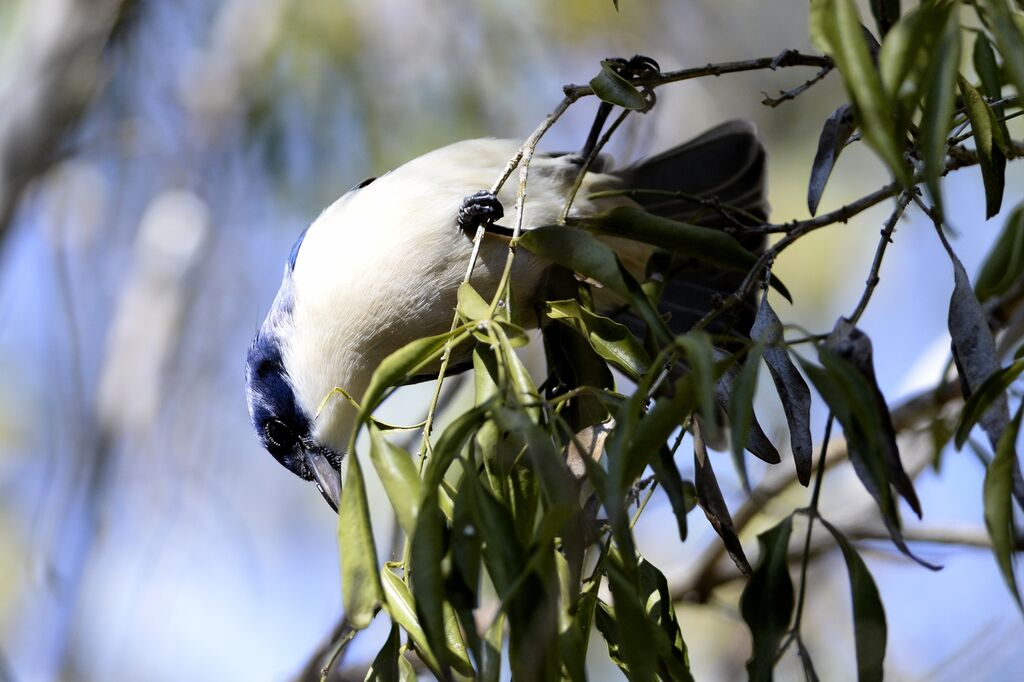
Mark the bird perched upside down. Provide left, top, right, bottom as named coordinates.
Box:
left=245, top=120, right=767, bottom=511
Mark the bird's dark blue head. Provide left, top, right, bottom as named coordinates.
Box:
left=246, top=251, right=343, bottom=511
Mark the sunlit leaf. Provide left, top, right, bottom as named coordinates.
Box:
left=337, top=451, right=381, bottom=630
left=545, top=298, right=651, bottom=380
left=984, top=403, right=1024, bottom=610
left=820, top=519, right=888, bottom=682
left=751, top=297, right=814, bottom=485
left=590, top=61, right=647, bottom=110
left=957, top=76, right=1007, bottom=219
left=919, top=7, right=961, bottom=214
left=808, top=104, right=858, bottom=216
left=368, top=425, right=421, bottom=536
left=740, top=516, right=794, bottom=682
left=457, top=281, right=492, bottom=323
left=380, top=567, right=442, bottom=677
left=409, top=489, right=452, bottom=677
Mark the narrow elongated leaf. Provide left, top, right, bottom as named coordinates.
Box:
left=590, top=61, right=647, bottom=110
left=740, top=517, right=794, bottom=682
left=337, top=452, right=381, bottom=629
left=716, top=347, right=781, bottom=467
left=728, top=346, right=760, bottom=491
left=980, top=0, right=1024, bottom=100
left=694, top=427, right=751, bottom=574
left=679, top=332, right=724, bottom=447
left=820, top=519, right=888, bottom=682
left=808, top=104, right=857, bottom=216
left=957, top=76, right=1007, bottom=219
left=976, top=203, right=1024, bottom=301
left=948, top=253, right=1010, bottom=449
left=869, top=0, right=900, bottom=36
left=360, top=328, right=468, bottom=418
left=638, top=558, right=694, bottom=681
left=365, top=623, right=403, bottom=682
left=479, top=612, right=505, bottom=682
left=368, top=426, right=421, bottom=536
left=974, top=33, right=1002, bottom=99
left=457, top=281, right=491, bottom=322
left=603, top=550, right=658, bottom=682
left=955, top=359, right=1024, bottom=447
left=426, top=405, right=489, bottom=491
left=579, top=207, right=792, bottom=301
left=650, top=445, right=695, bottom=541
left=518, top=225, right=671, bottom=343
left=919, top=8, right=961, bottom=214
left=545, top=298, right=651, bottom=380
left=984, top=403, right=1024, bottom=610
left=812, top=0, right=911, bottom=184
left=409, top=491, right=451, bottom=678
left=751, top=297, right=813, bottom=485
left=380, top=567, right=443, bottom=677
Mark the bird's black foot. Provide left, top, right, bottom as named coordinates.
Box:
left=458, top=190, right=509, bottom=236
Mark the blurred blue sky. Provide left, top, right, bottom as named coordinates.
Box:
left=0, top=0, right=1021, bottom=680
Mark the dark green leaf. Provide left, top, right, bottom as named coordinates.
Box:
left=974, top=33, right=1002, bottom=99
left=409, top=490, right=451, bottom=678
left=678, top=332, right=724, bottom=447
left=695, top=427, right=751, bottom=574
left=919, top=8, right=961, bottom=214
left=820, top=519, right=888, bottom=682
left=518, top=225, right=671, bottom=343
left=869, top=0, right=900, bottom=36
left=651, top=446, right=695, bottom=541
left=716, top=347, right=781, bottom=467
left=955, top=359, right=1024, bottom=447
left=603, top=550, right=658, bottom=682
left=812, top=0, right=911, bottom=184
left=980, top=0, right=1024, bottom=101
left=984, top=402, right=1024, bottom=610
left=579, top=206, right=792, bottom=301
left=740, top=516, right=794, bottom=682
left=479, top=612, right=504, bottom=682
left=426, top=405, right=489, bottom=492
left=337, top=451, right=381, bottom=630
left=976, top=203, right=1024, bottom=301
left=957, top=76, right=1007, bottom=219
left=589, top=61, right=647, bottom=110
left=948, top=252, right=1010, bottom=449
left=545, top=298, right=651, bottom=380
left=368, top=426, right=421, bottom=536
left=638, top=557, right=694, bottom=681
left=751, top=297, right=814, bottom=485
left=365, top=623, right=402, bottom=682
left=729, top=344, right=763, bottom=491
left=808, top=104, right=858, bottom=216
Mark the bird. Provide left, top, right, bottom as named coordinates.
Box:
left=245, top=119, right=768, bottom=511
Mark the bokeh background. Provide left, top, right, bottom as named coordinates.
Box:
left=0, top=0, right=1021, bottom=680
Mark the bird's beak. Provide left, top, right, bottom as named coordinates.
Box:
left=305, top=448, right=342, bottom=512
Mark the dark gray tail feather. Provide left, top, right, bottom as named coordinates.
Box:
left=614, top=120, right=767, bottom=339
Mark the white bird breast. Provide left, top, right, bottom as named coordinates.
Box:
left=282, top=138, right=629, bottom=452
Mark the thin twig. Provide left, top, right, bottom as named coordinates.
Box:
left=849, top=192, right=914, bottom=324
left=761, top=61, right=835, bottom=107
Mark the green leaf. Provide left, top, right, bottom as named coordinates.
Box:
left=545, top=299, right=651, bottom=380
left=425, top=405, right=489, bottom=491
left=589, top=61, right=647, bottom=110
left=957, top=75, right=1007, bottom=218
left=974, top=33, right=1003, bottom=99
left=979, top=0, right=1024, bottom=100
left=380, top=567, right=443, bottom=677
left=409, top=490, right=451, bottom=678
left=650, top=446, right=695, bottom=541
left=869, top=0, right=900, bottom=36
left=813, top=0, right=911, bottom=185
left=677, top=332, right=724, bottom=446
left=337, top=451, right=381, bottom=630
left=365, top=623, right=402, bottom=682
left=820, top=519, right=888, bottom=682
left=919, top=7, right=961, bottom=214
left=579, top=206, right=792, bottom=301
left=740, top=517, right=794, bottom=682
left=751, top=297, right=813, bottom=486
left=359, top=327, right=469, bottom=419
left=976, top=203, right=1024, bottom=301
left=457, top=281, right=491, bottom=322
left=518, top=225, right=672, bottom=343
left=368, top=425, right=421, bottom=536
left=638, top=557, right=694, bottom=681
left=479, top=612, right=505, bottom=682
left=729, top=343, right=764, bottom=492
left=603, top=550, right=659, bottom=682
left=984, top=402, right=1024, bottom=610
left=808, top=104, right=858, bottom=216
left=955, top=358, right=1024, bottom=447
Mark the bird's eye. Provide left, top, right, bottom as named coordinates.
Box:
left=264, top=419, right=294, bottom=452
